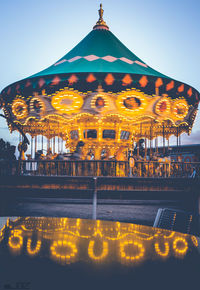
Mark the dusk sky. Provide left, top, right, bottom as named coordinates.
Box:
left=0, top=0, right=200, bottom=148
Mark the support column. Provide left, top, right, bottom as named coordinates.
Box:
left=35, top=136, right=37, bottom=157
left=47, top=138, right=50, bottom=151
left=42, top=135, right=44, bottom=152
left=177, top=127, right=179, bottom=147
left=58, top=136, right=60, bottom=153
left=53, top=137, right=55, bottom=154
left=162, top=124, right=165, bottom=155
left=155, top=137, right=157, bottom=153
left=145, top=137, right=147, bottom=159
left=62, top=137, right=64, bottom=153
left=31, top=136, right=33, bottom=159
left=150, top=124, right=152, bottom=158
left=137, top=140, right=139, bottom=157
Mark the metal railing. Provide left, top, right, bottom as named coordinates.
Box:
left=0, top=160, right=199, bottom=178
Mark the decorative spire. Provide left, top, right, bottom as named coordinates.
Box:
left=93, top=4, right=109, bottom=30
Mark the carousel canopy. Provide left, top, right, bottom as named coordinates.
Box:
left=1, top=4, right=199, bottom=103
left=30, top=27, right=168, bottom=78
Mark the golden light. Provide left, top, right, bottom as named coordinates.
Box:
left=27, top=238, right=42, bottom=256
left=5, top=86, right=196, bottom=161
left=154, top=242, right=170, bottom=257
left=4, top=217, right=199, bottom=267
left=172, top=99, right=189, bottom=119
left=30, top=97, right=45, bottom=114
left=191, top=236, right=198, bottom=247
left=50, top=239, right=78, bottom=264
left=116, top=90, right=149, bottom=116
left=119, top=240, right=145, bottom=261
left=88, top=240, right=109, bottom=261
left=90, top=93, right=109, bottom=112
left=173, top=237, right=188, bottom=256
left=51, top=90, right=83, bottom=114
left=12, top=98, right=28, bottom=119
left=155, top=97, right=171, bottom=116
left=8, top=230, right=23, bottom=252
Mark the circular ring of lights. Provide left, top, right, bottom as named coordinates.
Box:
left=116, top=90, right=148, bottom=115
left=50, top=240, right=78, bottom=261
left=119, top=240, right=145, bottom=261
left=12, top=98, right=28, bottom=119
left=173, top=237, right=188, bottom=255
left=30, top=97, right=45, bottom=114
left=172, top=99, right=188, bottom=119
left=51, top=90, right=83, bottom=114
left=155, top=97, right=171, bottom=116
left=90, top=93, right=109, bottom=112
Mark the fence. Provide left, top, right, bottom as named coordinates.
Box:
left=0, top=160, right=200, bottom=178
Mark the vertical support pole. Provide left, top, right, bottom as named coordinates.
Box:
left=42, top=135, right=44, bottom=152
left=145, top=137, right=147, bottom=159
left=47, top=138, right=49, bottom=151
left=58, top=122, right=59, bottom=153
left=56, top=136, right=57, bottom=154
left=53, top=137, right=55, bottom=154
left=47, top=121, right=50, bottom=151
left=31, top=136, right=33, bottom=159
left=92, top=177, right=97, bottom=220
left=137, top=141, right=139, bottom=157
left=177, top=127, right=179, bottom=147
left=150, top=121, right=153, bottom=158
left=163, top=123, right=165, bottom=155
left=156, top=137, right=158, bottom=154
left=35, top=135, right=37, bottom=156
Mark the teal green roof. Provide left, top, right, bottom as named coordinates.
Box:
left=30, top=28, right=169, bottom=79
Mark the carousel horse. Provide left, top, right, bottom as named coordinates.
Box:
left=72, top=141, right=85, bottom=160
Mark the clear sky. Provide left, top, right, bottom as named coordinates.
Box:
left=0, top=0, right=200, bottom=148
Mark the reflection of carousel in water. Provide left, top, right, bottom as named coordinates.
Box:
left=0, top=5, right=199, bottom=165
left=1, top=217, right=199, bottom=266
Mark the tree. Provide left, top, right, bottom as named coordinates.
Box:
left=0, top=138, right=16, bottom=160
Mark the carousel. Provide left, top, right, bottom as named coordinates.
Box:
left=0, top=4, right=199, bottom=162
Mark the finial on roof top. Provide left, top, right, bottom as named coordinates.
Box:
left=99, top=4, right=104, bottom=19
left=93, top=4, right=109, bottom=30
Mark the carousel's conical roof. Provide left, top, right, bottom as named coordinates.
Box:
left=30, top=28, right=168, bottom=79
left=30, top=4, right=168, bottom=79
